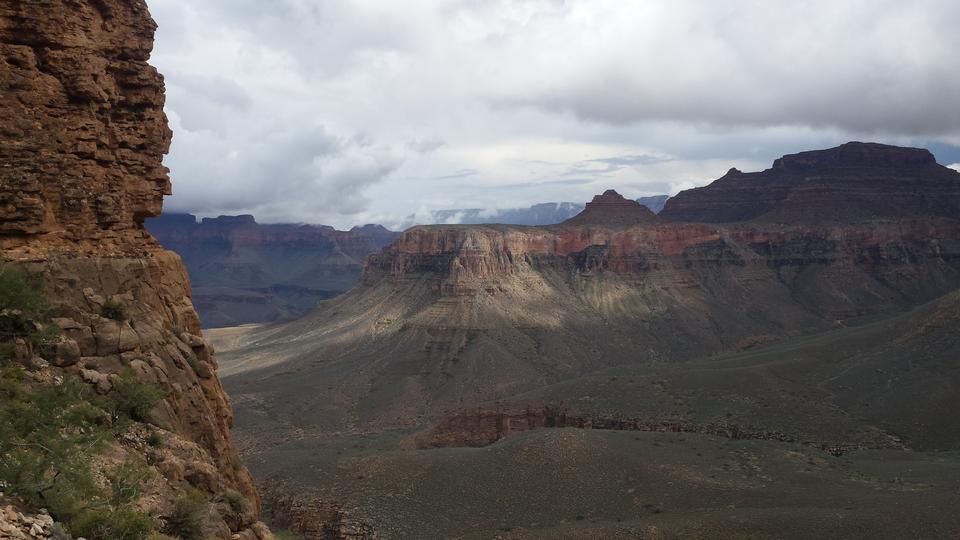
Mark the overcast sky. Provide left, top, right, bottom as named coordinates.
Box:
left=148, top=0, right=960, bottom=229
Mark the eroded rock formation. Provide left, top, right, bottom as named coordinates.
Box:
left=563, top=189, right=659, bottom=226
left=1, top=1, right=269, bottom=537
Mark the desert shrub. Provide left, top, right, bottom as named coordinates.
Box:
left=186, top=355, right=202, bottom=374
left=108, top=459, right=155, bottom=507
left=0, top=264, right=58, bottom=361
left=223, top=489, right=248, bottom=514
left=164, top=488, right=208, bottom=540
left=70, top=507, right=157, bottom=540
left=0, top=369, right=109, bottom=518
left=49, top=523, right=72, bottom=540
left=0, top=264, right=45, bottom=316
left=0, top=368, right=167, bottom=533
left=101, top=299, right=127, bottom=321
left=146, top=430, right=164, bottom=448
left=110, top=368, right=165, bottom=423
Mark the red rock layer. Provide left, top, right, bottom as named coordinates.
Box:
left=420, top=407, right=886, bottom=454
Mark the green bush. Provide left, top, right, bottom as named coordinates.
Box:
left=146, top=430, right=164, bottom=448
left=0, top=369, right=109, bottom=518
left=223, top=489, right=248, bottom=514
left=0, top=369, right=166, bottom=532
left=0, top=264, right=58, bottom=362
left=0, top=264, right=46, bottom=316
left=70, top=507, right=157, bottom=540
left=108, top=459, right=154, bottom=507
left=164, top=488, right=208, bottom=540
left=110, top=369, right=165, bottom=423
left=101, top=299, right=127, bottom=321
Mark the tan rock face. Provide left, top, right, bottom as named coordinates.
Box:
left=0, top=1, right=269, bottom=538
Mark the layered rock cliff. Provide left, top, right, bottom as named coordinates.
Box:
left=660, top=142, right=960, bottom=223
left=1, top=1, right=269, bottom=538
left=147, top=214, right=398, bottom=327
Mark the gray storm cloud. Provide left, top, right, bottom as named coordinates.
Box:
left=148, top=0, right=960, bottom=227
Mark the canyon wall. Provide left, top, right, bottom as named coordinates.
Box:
left=1, top=1, right=269, bottom=537
left=147, top=214, right=398, bottom=327
left=364, top=218, right=960, bottom=317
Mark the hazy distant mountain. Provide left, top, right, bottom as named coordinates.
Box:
left=405, top=197, right=670, bottom=228
left=147, top=214, right=397, bottom=327
left=636, top=194, right=670, bottom=213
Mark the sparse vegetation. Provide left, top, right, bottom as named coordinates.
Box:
left=186, top=355, right=202, bottom=375
left=0, top=264, right=59, bottom=360
left=146, top=430, right=164, bottom=448
left=163, top=488, right=208, bottom=540
left=0, top=264, right=46, bottom=316
left=70, top=507, right=157, bottom=540
left=101, top=299, right=127, bottom=321
left=0, top=368, right=107, bottom=517
left=223, top=489, right=249, bottom=514
left=110, top=368, right=166, bottom=423
left=0, top=367, right=164, bottom=538
left=108, top=459, right=155, bottom=507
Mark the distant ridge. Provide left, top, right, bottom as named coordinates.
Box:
left=147, top=213, right=397, bottom=327
left=661, top=142, right=960, bottom=223
left=637, top=194, right=670, bottom=214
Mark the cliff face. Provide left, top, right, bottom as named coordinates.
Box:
left=0, top=0, right=171, bottom=250
left=364, top=220, right=960, bottom=312
left=1, top=2, right=269, bottom=538
left=660, top=142, right=960, bottom=223
left=147, top=214, right=398, bottom=327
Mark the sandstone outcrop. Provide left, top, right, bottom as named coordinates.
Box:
left=0, top=1, right=269, bottom=537
left=660, top=142, right=960, bottom=223
left=147, top=214, right=398, bottom=326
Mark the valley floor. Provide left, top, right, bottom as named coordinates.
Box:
left=218, top=291, right=960, bottom=539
